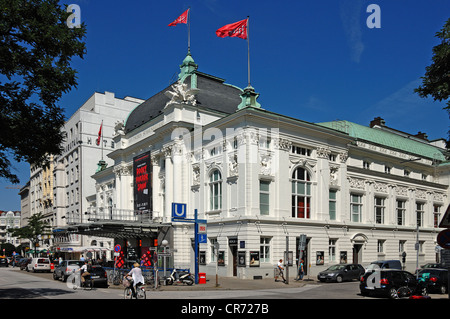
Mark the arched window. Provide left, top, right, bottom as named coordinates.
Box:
left=209, top=169, right=222, bottom=210
left=292, top=167, right=311, bottom=218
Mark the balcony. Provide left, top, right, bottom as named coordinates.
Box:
left=86, top=208, right=153, bottom=224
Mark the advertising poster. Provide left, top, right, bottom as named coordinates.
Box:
left=133, top=152, right=152, bottom=213
left=249, top=251, right=260, bottom=267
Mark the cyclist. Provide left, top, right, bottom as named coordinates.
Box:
left=124, top=262, right=145, bottom=297
left=78, top=261, right=91, bottom=286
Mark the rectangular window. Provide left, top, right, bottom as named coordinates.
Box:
left=210, top=238, right=218, bottom=262
left=260, top=237, right=271, bottom=263
left=416, top=202, right=425, bottom=227
left=377, top=240, right=385, bottom=253
left=399, top=240, right=406, bottom=253
left=396, top=200, right=406, bottom=226
left=259, top=180, right=270, bottom=215
left=375, top=197, right=385, bottom=224
left=350, top=194, right=362, bottom=223
left=329, top=190, right=337, bottom=220
left=291, top=145, right=311, bottom=156
left=329, top=239, right=337, bottom=262
left=433, top=205, right=441, bottom=228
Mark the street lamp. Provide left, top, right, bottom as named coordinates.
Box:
left=162, top=239, right=169, bottom=285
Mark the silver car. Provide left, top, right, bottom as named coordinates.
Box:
left=53, top=260, right=84, bottom=282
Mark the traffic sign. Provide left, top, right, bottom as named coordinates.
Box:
left=114, top=244, right=121, bottom=253
left=437, top=229, right=450, bottom=249
left=198, top=222, right=207, bottom=234
left=198, top=234, right=207, bottom=243
left=172, top=202, right=187, bottom=219
left=438, top=204, right=450, bottom=228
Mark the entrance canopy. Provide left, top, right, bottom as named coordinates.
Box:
left=53, top=220, right=170, bottom=239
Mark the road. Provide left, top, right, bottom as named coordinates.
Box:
left=0, top=267, right=447, bottom=300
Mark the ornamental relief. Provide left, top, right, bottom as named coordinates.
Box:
left=374, top=182, right=388, bottom=193
left=316, top=146, right=330, bottom=159
left=330, top=165, right=339, bottom=186
left=348, top=177, right=365, bottom=190
left=396, top=186, right=408, bottom=197
left=433, top=192, right=444, bottom=202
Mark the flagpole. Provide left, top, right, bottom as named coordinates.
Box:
left=101, top=120, right=104, bottom=161
left=247, top=16, right=251, bottom=88
left=188, top=7, right=191, bottom=53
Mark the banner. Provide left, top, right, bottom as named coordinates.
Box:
left=133, top=152, right=152, bottom=213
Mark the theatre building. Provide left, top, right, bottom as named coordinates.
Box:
left=68, top=53, right=450, bottom=278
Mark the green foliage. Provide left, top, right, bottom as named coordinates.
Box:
left=415, top=18, right=450, bottom=111
left=8, top=212, right=51, bottom=256
left=0, top=0, right=86, bottom=183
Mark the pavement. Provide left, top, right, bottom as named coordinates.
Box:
left=129, top=275, right=320, bottom=291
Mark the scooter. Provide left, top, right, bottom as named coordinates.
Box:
left=165, top=268, right=194, bottom=286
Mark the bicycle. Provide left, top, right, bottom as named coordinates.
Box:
left=390, top=285, right=427, bottom=299
left=123, top=278, right=146, bottom=299
left=70, top=270, right=94, bottom=291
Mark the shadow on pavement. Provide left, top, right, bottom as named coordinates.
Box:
left=0, top=287, right=76, bottom=299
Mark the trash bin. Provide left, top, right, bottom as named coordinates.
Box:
left=199, top=273, right=206, bottom=284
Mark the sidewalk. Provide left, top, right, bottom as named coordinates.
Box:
left=152, top=275, right=320, bottom=291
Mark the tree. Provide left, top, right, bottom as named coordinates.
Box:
left=415, top=18, right=450, bottom=125
left=0, top=0, right=86, bottom=183
left=8, top=212, right=51, bottom=257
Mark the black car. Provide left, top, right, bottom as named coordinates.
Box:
left=418, top=268, right=448, bottom=294
left=318, top=264, right=365, bottom=283
left=0, top=258, right=8, bottom=267
left=360, top=269, right=419, bottom=299
left=88, top=265, right=108, bottom=287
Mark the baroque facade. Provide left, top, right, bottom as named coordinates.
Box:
left=82, top=53, right=450, bottom=278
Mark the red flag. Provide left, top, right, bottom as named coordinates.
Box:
left=96, top=122, right=102, bottom=146
left=168, top=9, right=189, bottom=26
left=216, top=18, right=248, bottom=39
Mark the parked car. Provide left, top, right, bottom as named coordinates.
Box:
left=318, top=264, right=365, bottom=283
left=53, top=260, right=84, bottom=282
left=0, top=257, right=8, bottom=267
left=360, top=269, right=419, bottom=298
left=27, top=257, right=51, bottom=273
left=88, top=265, right=108, bottom=287
left=19, top=258, right=31, bottom=270
left=418, top=268, right=448, bottom=294
left=365, top=260, right=402, bottom=272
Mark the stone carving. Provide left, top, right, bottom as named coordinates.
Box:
left=192, top=164, right=200, bottom=185
left=260, top=154, right=272, bottom=176
left=164, top=81, right=199, bottom=107
left=114, top=120, right=125, bottom=136
left=348, top=177, right=365, bottom=189
left=228, top=154, right=238, bottom=177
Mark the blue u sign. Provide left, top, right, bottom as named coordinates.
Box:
left=172, top=203, right=187, bottom=219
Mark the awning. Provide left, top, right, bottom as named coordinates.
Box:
left=53, top=220, right=171, bottom=239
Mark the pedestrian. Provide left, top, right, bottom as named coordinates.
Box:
left=295, top=259, right=304, bottom=281
left=275, top=259, right=286, bottom=283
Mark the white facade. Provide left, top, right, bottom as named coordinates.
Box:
left=51, top=91, right=144, bottom=258
left=0, top=211, right=21, bottom=246
left=88, top=56, right=450, bottom=278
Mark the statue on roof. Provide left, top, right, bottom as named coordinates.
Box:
left=164, top=80, right=199, bottom=108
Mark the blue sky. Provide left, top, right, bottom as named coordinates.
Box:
left=1, top=0, right=449, bottom=211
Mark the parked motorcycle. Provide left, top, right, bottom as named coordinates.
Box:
left=165, top=268, right=194, bottom=285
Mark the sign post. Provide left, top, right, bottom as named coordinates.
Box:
left=172, top=204, right=206, bottom=285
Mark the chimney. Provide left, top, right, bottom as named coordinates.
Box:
left=370, top=117, right=385, bottom=128
left=414, top=131, right=429, bottom=141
